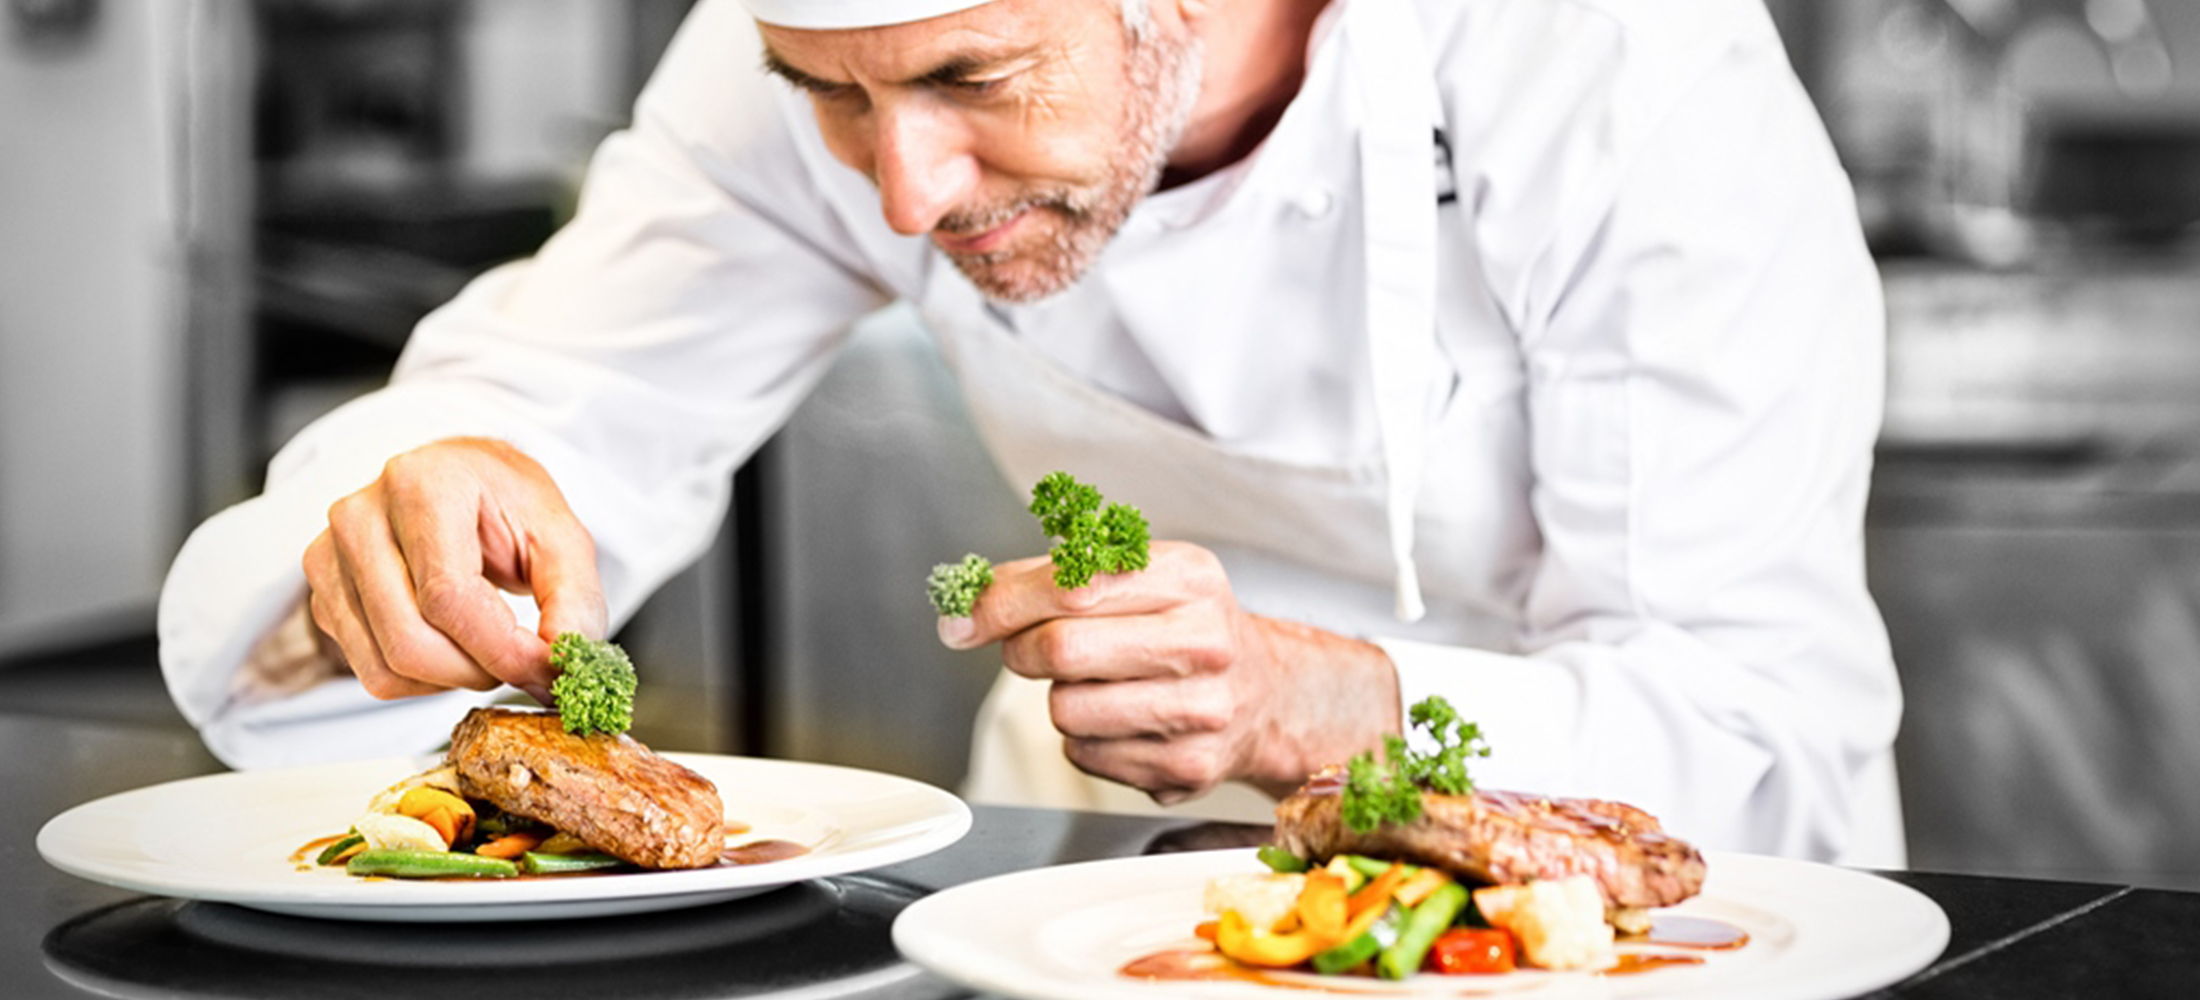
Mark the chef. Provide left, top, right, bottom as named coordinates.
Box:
left=159, top=0, right=1907, bottom=866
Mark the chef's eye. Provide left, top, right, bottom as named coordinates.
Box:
left=808, top=83, right=870, bottom=111
left=943, top=76, right=1008, bottom=99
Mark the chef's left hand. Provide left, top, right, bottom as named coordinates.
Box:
left=939, top=541, right=1402, bottom=803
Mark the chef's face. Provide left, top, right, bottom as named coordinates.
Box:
left=760, top=0, right=1202, bottom=302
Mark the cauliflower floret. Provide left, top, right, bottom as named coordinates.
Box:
left=1472, top=876, right=1616, bottom=971
left=354, top=812, right=450, bottom=854
left=1203, top=873, right=1307, bottom=932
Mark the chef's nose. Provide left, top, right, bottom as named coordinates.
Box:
left=870, top=100, right=979, bottom=237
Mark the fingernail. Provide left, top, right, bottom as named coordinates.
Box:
left=937, top=616, right=978, bottom=649
left=520, top=684, right=554, bottom=706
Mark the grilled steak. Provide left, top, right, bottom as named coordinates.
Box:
left=447, top=706, right=723, bottom=869
left=1272, top=768, right=1705, bottom=910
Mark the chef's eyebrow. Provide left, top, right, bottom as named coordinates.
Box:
left=760, top=46, right=1035, bottom=93
left=761, top=49, right=846, bottom=93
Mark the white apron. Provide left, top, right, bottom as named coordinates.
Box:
left=924, top=0, right=1470, bottom=823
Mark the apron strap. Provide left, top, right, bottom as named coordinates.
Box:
left=1344, top=0, right=1442, bottom=623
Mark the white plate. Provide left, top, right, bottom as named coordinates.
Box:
left=893, top=848, right=1949, bottom=1000
left=38, top=753, right=970, bottom=922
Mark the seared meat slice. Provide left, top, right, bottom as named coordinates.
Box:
left=1272, top=770, right=1705, bottom=910
left=447, top=707, right=723, bottom=870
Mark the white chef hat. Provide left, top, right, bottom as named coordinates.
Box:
left=739, top=0, right=1006, bottom=29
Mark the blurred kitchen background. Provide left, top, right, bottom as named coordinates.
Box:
left=3, top=0, right=2198, bottom=891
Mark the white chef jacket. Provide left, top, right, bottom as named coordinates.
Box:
left=159, top=0, right=1906, bottom=865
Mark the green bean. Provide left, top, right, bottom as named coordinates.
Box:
left=521, top=851, right=629, bottom=875
left=1312, top=929, right=1382, bottom=975
left=1256, top=844, right=1308, bottom=873
left=1377, top=882, right=1468, bottom=980
left=1342, top=854, right=1413, bottom=879
left=314, top=833, right=364, bottom=866
left=345, top=849, right=518, bottom=879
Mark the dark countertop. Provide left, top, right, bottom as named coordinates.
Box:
left=5, top=710, right=2195, bottom=1000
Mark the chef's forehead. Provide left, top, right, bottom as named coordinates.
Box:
left=740, top=0, right=1145, bottom=30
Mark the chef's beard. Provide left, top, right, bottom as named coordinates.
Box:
left=938, top=24, right=1203, bottom=303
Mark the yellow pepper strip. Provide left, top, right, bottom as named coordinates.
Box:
left=1297, top=871, right=1350, bottom=941
left=1348, top=863, right=1411, bottom=920
left=1393, top=867, right=1455, bottom=910
left=395, top=786, right=476, bottom=848
left=1216, top=910, right=1337, bottom=968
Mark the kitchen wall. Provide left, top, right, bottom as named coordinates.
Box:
left=0, top=1, right=189, bottom=656
left=1790, top=0, right=2200, bottom=892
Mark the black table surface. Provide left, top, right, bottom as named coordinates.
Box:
left=5, top=711, right=2193, bottom=1000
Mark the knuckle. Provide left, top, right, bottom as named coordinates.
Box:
left=1045, top=682, right=1091, bottom=735
left=1179, top=687, right=1234, bottom=734
left=1031, top=624, right=1086, bottom=675
left=325, top=491, right=370, bottom=530
left=381, top=446, right=436, bottom=482
left=1183, top=628, right=1235, bottom=674
left=306, top=589, right=335, bottom=633
left=1159, top=743, right=1226, bottom=791
left=1057, top=581, right=1103, bottom=612
left=374, top=629, right=441, bottom=678
left=1060, top=737, right=1104, bottom=776
left=356, top=670, right=406, bottom=700
left=412, top=572, right=483, bottom=632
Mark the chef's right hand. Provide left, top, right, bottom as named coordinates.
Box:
left=301, top=437, right=608, bottom=703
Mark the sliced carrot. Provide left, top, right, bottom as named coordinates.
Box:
left=1347, top=862, right=1410, bottom=919
left=473, top=831, right=547, bottom=860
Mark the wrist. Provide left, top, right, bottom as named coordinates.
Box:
left=1240, top=614, right=1402, bottom=798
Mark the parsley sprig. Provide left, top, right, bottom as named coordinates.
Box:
left=1340, top=696, right=1491, bottom=833
left=548, top=632, right=638, bottom=737
left=1028, top=471, right=1151, bottom=590
left=925, top=553, right=995, bottom=618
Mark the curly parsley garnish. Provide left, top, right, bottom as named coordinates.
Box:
left=926, top=553, right=995, bottom=618
left=1340, top=696, right=1491, bottom=833
left=1028, top=471, right=1151, bottom=590
left=548, top=632, right=638, bottom=737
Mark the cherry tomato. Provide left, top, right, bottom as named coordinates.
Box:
left=1427, top=928, right=1516, bottom=974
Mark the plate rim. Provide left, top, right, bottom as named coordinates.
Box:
left=890, top=846, right=1951, bottom=1000
left=38, top=751, right=971, bottom=921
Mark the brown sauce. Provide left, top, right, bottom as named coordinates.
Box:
left=291, top=834, right=347, bottom=865
left=1629, top=916, right=1750, bottom=950
left=1122, top=915, right=1749, bottom=989
left=721, top=839, right=809, bottom=865
left=1605, top=953, right=1705, bottom=976
left=1120, top=949, right=1508, bottom=995
left=1120, top=949, right=1258, bottom=984
left=1118, top=950, right=1390, bottom=993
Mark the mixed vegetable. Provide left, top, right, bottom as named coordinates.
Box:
left=1202, top=848, right=1618, bottom=977
left=303, top=765, right=631, bottom=880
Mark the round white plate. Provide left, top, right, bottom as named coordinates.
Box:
left=893, top=848, right=1949, bottom=1000
left=39, top=753, right=970, bottom=922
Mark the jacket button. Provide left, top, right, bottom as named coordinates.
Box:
left=1296, top=188, right=1335, bottom=218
